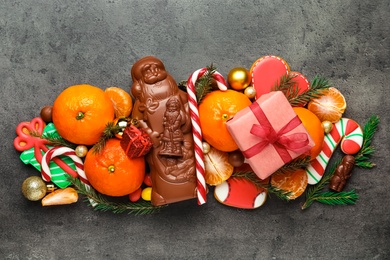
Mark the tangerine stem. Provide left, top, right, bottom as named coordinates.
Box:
left=108, top=165, right=115, bottom=173
left=76, top=111, right=85, bottom=120
left=221, top=113, right=229, bottom=121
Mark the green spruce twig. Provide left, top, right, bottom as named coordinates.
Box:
left=195, top=64, right=217, bottom=104
left=67, top=174, right=166, bottom=215
left=302, top=159, right=340, bottom=210
left=288, top=75, right=331, bottom=107
left=271, top=74, right=300, bottom=101
left=231, top=171, right=292, bottom=201
left=41, top=131, right=77, bottom=149
left=277, top=156, right=311, bottom=174
left=355, top=115, right=380, bottom=168
left=92, top=121, right=122, bottom=154
left=306, top=190, right=358, bottom=206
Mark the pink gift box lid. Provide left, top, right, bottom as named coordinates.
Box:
left=226, top=91, right=314, bottom=179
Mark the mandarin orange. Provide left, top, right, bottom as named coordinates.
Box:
left=271, top=169, right=308, bottom=199
left=199, top=90, right=252, bottom=152
left=52, top=84, right=115, bottom=145
left=307, top=87, right=346, bottom=123
left=204, top=147, right=234, bottom=186
left=105, top=86, right=133, bottom=118
left=293, top=107, right=324, bottom=160
left=84, top=138, right=145, bottom=197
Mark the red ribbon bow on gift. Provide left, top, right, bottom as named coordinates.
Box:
left=242, top=101, right=310, bottom=163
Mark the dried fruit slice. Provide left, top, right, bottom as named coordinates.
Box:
left=204, top=147, right=234, bottom=186
left=271, top=169, right=308, bottom=200
left=41, top=187, right=78, bottom=206
left=307, top=87, right=346, bottom=123
left=105, top=86, right=133, bottom=118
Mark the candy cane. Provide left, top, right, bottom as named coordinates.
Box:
left=41, top=146, right=97, bottom=207
left=306, top=118, right=364, bottom=185
left=187, top=68, right=227, bottom=205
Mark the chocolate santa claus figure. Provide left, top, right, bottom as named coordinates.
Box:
left=130, top=56, right=197, bottom=206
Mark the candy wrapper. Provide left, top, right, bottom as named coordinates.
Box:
left=120, top=125, right=153, bottom=158
left=226, top=91, right=314, bottom=179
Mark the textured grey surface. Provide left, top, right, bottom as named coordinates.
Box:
left=1, top=1, right=389, bottom=259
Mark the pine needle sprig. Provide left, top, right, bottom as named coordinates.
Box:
left=67, top=174, right=166, bottom=215
left=41, top=131, right=77, bottom=149
left=195, top=64, right=217, bottom=104
left=306, top=190, right=358, bottom=206
left=277, top=156, right=311, bottom=174
left=354, top=115, right=380, bottom=168
left=288, top=75, right=331, bottom=107
left=92, top=121, right=122, bottom=154
left=271, top=74, right=300, bottom=101
left=231, top=171, right=292, bottom=201
left=302, top=158, right=340, bottom=210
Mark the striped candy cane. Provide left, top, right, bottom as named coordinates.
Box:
left=41, top=146, right=97, bottom=207
left=187, top=68, right=227, bottom=205
left=306, top=118, right=364, bottom=185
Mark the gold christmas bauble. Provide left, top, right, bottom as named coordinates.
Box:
left=75, top=145, right=88, bottom=158
left=322, top=120, right=333, bottom=134
left=22, top=176, right=47, bottom=201
left=244, top=86, right=256, bottom=99
left=227, top=67, right=252, bottom=90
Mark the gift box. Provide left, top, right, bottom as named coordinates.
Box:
left=226, top=91, right=314, bottom=180
left=120, top=125, right=153, bottom=158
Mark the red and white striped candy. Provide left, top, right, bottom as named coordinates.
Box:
left=306, top=118, right=364, bottom=184
left=41, top=146, right=97, bottom=206
left=187, top=68, right=227, bottom=205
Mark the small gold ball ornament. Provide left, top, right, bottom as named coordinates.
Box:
left=244, top=86, right=256, bottom=99
left=202, top=142, right=211, bottom=154
left=322, top=120, right=333, bottom=134
left=22, top=176, right=47, bottom=201
left=75, top=145, right=88, bottom=158
left=227, top=67, right=252, bottom=90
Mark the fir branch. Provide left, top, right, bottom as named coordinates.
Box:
left=305, top=190, right=358, bottom=206
left=41, top=131, right=77, bottom=149
left=267, top=184, right=294, bottom=201
left=271, top=74, right=300, bottom=101
left=195, top=64, right=217, bottom=104
left=288, top=75, right=332, bottom=107
left=67, top=174, right=166, bottom=215
left=302, top=159, right=340, bottom=210
left=276, top=156, right=311, bottom=174
left=231, top=171, right=292, bottom=201
left=92, top=121, right=122, bottom=154
left=355, top=115, right=380, bottom=168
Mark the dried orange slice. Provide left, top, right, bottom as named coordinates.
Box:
left=204, top=147, right=234, bottom=186
left=307, top=87, right=346, bottom=123
left=105, top=86, right=133, bottom=118
left=271, top=169, right=308, bottom=200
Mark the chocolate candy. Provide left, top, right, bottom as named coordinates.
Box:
left=130, top=56, right=197, bottom=206
left=329, top=155, right=355, bottom=192
left=40, top=106, right=53, bottom=123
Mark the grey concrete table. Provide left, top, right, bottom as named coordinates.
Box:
left=1, top=1, right=389, bottom=259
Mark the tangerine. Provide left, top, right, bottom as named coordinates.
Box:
left=204, top=147, right=234, bottom=186
left=293, top=107, right=324, bottom=160
left=271, top=169, right=308, bottom=200
left=84, top=138, right=145, bottom=197
left=307, top=87, right=346, bottom=123
left=52, top=84, right=115, bottom=145
left=105, top=86, right=133, bottom=118
left=199, top=90, right=252, bottom=152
